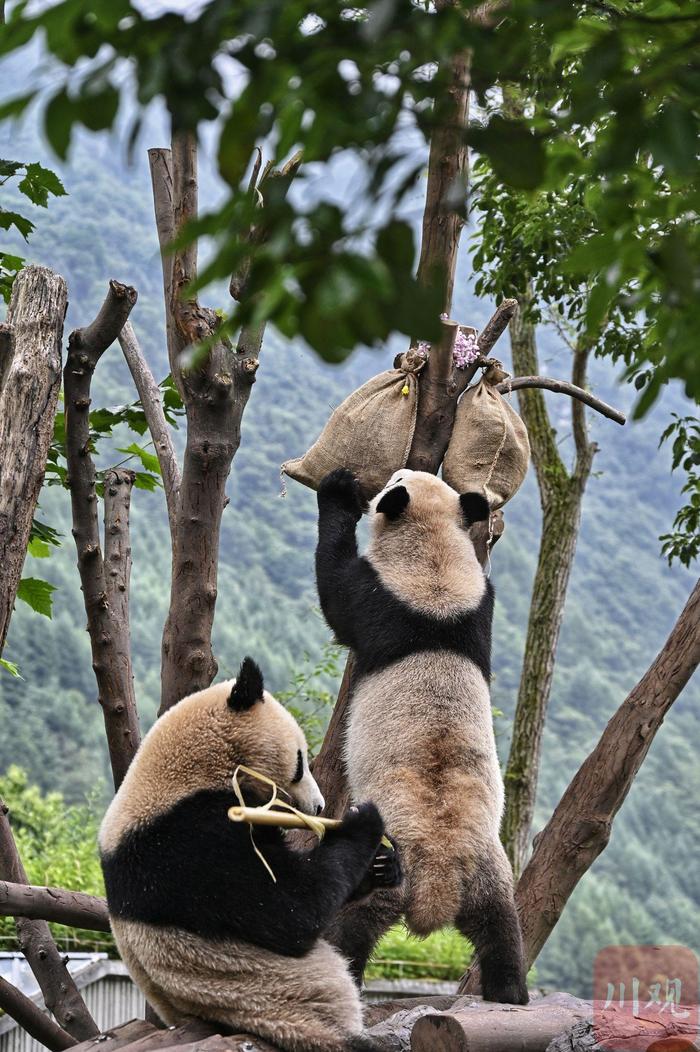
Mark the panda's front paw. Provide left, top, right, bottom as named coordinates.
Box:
left=369, top=835, right=403, bottom=890
left=318, top=468, right=365, bottom=520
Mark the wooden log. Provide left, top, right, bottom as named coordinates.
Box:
left=410, top=993, right=591, bottom=1052
left=0, top=880, right=111, bottom=931
left=0, top=265, right=67, bottom=657
left=59, top=1020, right=157, bottom=1052
left=67, top=1021, right=278, bottom=1052
left=546, top=1011, right=700, bottom=1052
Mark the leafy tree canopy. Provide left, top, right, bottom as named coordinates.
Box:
left=0, top=0, right=697, bottom=402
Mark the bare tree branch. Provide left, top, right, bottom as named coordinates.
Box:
left=0, top=800, right=98, bottom=1039
left=0, top=975, right=75, bottom=1051
left=0, top=266, right=67, bottom=657
left=0, top=321, right=15, bottom=393
left=118, top=320, right=180, bottom=541
left=0, top=881, right=110, bottom=932
left=515, top=577, right=700, bottom=967
left=496, top=375, right=626, bottom=427
left=64, top=280, right=141, bottom=788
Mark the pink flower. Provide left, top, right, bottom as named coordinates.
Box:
left=453, top=329, right=479, bottom=368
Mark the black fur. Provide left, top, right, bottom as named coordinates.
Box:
left=101, top=794, right=399, bottom=958
left=460, top=491, right=490, bottom=527
left=316, top=470, right=493, bottom=681
left=228, top=656, right=265, bottom=710
left=316, top=469, right=528, bottom=1004
left=376, top=484, right=410, bottom=520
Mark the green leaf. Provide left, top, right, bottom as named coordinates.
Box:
left=44, top=89, right=74, bottom=159
left=17, top=162, right=67, bottom=208
left=16, top=577, right=56, bottom=618
left=0, top=209, right=34, bottom=239
left=116, top=443, right=161, bottom=474
left=0, top=657, right=22, bottom=678
left=132, top=471, right=160, bottom=492
left=27, top=538, right=51, bottom=558
left=468, top=118, right=546, bottom=191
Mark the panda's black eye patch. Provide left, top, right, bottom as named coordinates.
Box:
left=291, top=749, right=304, bottom=784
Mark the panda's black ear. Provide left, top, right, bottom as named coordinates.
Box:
left=460, top=491, right=490, bottom=527
left=376, top=485, right=410, bottom=520
left=228, top=657, right=264, bottom=711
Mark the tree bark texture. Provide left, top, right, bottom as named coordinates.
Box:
left=0, top=266, right=67, bottom=656
left=515, top=576, right=700, bottom=968
left=415, top=51, right=470, bottom=316
left=149, top=135, right=262, bottom=714
left=66, top=1022, right=278, bottom=1052
left=118, top=320, right=181, bottom=541
left=0, top=321, right=15, bottom=392
left=0, top=881, right=110, bottom=932
left=501, top=293, right=597, bottom=878
left=0, top=975, right=75, bottom=1051
left=0, top=799, right=98, bottom=1040
left=411, top=993, right=591, bottom=1052
left=64, top=280, right=141, bottom=789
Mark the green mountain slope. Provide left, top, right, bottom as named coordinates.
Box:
left=1, top=122, right=698, bottom=996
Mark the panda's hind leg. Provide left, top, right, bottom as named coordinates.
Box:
left=455, top=848, right=528, bottom=1005
left=326, top=885, right=405, bottom=986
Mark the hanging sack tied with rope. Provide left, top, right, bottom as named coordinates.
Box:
left=282, top=349, right=426, bottom=500
left=442, top=364, right=530, bottom=509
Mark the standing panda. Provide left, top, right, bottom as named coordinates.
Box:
left=99, top=656, right=401, bottom=1052
left=315, top=467, right=528, bottom=1005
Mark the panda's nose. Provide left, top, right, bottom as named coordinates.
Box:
left=315, top=803, right=323, bottom=816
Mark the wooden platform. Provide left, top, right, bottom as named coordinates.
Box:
left=65, top=993, right=699, bottom=1052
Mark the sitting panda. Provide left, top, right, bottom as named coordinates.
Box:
left=99, top=657, right=401, bottom=1052
left=315, top=467, right=528, bottom=1005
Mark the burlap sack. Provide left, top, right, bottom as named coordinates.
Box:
left=282, top=350, right=425, bottom=500
left=442, top=374, right=530, bottom=509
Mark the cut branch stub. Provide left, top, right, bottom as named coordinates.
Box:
left=64, top=281, right=141, bottom=789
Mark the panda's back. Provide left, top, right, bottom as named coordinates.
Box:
left=345, top=649, right=503, bottom=844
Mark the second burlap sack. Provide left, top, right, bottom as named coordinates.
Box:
left=282, top=349, right=426, bottom=500
left=442, top=372, right=530, bottom=508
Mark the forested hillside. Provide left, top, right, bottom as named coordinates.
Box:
left=1, top=114, right=698, bottom=997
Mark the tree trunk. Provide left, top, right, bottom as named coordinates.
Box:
left=500, top=482, right=584, bottom=874
left=0, top=266, right=67, bottom=656
left=501, top=293, right=595, bottom=877
left=64, top=281, right=141, bottom=789
left=148, top=135, right=263, bottom=714
left=515, top=577, right=700, bottom=967
left=0, top=800, right=98, bottom=1040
